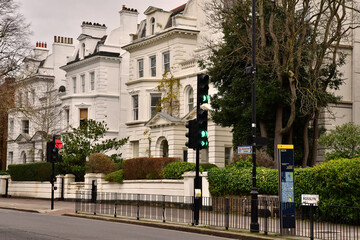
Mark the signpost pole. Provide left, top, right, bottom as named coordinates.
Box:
left=51, top=136, right=55, bottom=210
left=250, top=0, right=259, bottom=232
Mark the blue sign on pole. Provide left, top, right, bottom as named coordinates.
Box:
left=278, top=145, right=295, bottom=234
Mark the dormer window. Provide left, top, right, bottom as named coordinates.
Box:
left=150, top=17, right=155, bottom=35
left=141, top=23, right=147, bottom=38
left=82, top=43, right=86, bottom=58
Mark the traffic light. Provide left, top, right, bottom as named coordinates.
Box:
left=197, top=74, right=209, bottom=149
left=197, top=109, right=208, bottom=149
left=46, top=141, right=61, bottom=162
left=197, top=74, right=209, bottom=105
left=185, top=119, right=198, bottom=150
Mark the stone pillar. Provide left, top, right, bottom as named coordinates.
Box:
left=0, top=175, right=10, bottom=196
left=56, top=175, right=64, bottom=199
left=64, top=174, right=75, bottom=199
left=182, top=171, right=210, bottom=197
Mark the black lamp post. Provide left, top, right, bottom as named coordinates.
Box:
left=250, top=0, right=259, bottom=232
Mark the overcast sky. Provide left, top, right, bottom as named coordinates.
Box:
left=16, top=0, right=187, bottom=51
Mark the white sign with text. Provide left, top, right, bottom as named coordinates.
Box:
left=301, top=194, right=319, bottom=206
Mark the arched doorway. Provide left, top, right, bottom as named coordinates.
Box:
left=20, top=151, right=26, bottom=164
left=161, top=140, right=169, bottom=157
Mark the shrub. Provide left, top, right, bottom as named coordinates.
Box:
left=0, top=171, right=8, bottom=175
left=8, top=162, right=57, bottom=181
left=163, top=162, right=204, bottom=179
left=85, top=153, right=119, bottom=174
left=200, top=163, right=218, bottom=171
left=105, top=170, right=124, bottom=183
left=319, top=122, right=360, bottom=161
left=207, top=158, right=360, bottom=223
left=123, top=157, right=179, bottom=180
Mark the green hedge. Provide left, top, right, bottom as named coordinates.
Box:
left=123, top=157, right=179, bottom=180
left=0, top=171, right=8, bottom=175
left=163, top=162, right=204, bottom=179
left=105, top=170, right=124, bottom=183
left=8, top=162, right=57, bottom=181
left=207, top=158, right=360, bottom=223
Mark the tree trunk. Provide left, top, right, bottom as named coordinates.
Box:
left=259, top=121, right=268, bottom=151
left=302, top=117, right=311, bottom=167
left=274, top=105, right=283, bottom=167
left=310, top=109, right=320, bottom=166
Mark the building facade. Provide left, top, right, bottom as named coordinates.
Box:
left=7, top=39, right=74, bottom=166
left=122, top=0, right=233, bottom=167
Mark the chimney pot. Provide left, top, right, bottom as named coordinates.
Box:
left=58, top=36, right=61, bottom=42
left=122, top=5, right=125, bottom=10
left=45, top=43, right=47, bottom=48
left=61, top=37, right=64, bottom=43
left=36, top=42, right=38, bottom=47
left=54, top=36, right=57, bottom=43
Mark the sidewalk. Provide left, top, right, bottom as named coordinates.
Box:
left=0, top=197, right=306, bottom=240
left=0, top=197, right=75, bottom=215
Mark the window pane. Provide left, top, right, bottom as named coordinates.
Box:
left=133, top=95, right=139, bottom=120
left=138, top=59, right=144, bottom=78
left=81, top=75, right=85, bottom=93
left=151, top=94, right=161, bottom=117
left=188, top=88, right=194, bottom=112
left=150, top=56, right=156, bottom=77
left=73, top=77, right=77, bottom=93
left=90, top=72, right=95, bottom=90
left=163, top=52, right=170, bottom=72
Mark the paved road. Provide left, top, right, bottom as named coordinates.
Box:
left=0, top=209, right=235, bottom=240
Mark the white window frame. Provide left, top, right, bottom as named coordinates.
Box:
left=150, top=17, right=155, bottom=35
left=138, top=59, right=144, bottom=78
left=22, top=120, right=29, bottom=134
left=73, top=77, right=77, bottom=93
left=90, top=72, right=95, bottom=91
left=150, top=56, right=156, bottom=77
left=81, top=74, right=85, bottom=93
left=150, top=93, right=161, bottom=118
left=163, top=52, right=170, bottom=73
left=187, top=87, right=194, bottom=112
left=132, top=95, right=139, bottom=120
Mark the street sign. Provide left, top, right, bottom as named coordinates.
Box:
left=54, top=139, right=63, bottom=149
left=237, top=146, right=252, bottom=154
left=301, top=194, right=319, bottom=206
left=278, top=144, right=295, bottom=233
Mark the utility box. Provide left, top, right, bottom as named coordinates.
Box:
left=277, top=144, right=295, bottom=236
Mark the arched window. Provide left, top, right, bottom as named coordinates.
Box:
left=21, top=151, right=26, bottom=164
left=82, top=43, right=86, bottom=58
left=185, top=86, right=194, bottom=113
left=150, top=18, right=155, bottom=35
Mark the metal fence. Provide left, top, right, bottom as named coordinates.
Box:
left=75, top=191, right=360, bottom=240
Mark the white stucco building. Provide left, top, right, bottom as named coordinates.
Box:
left=122, top=0, right=233, bottom=167
left=60, top=7, right=139, bottom=158
left=7, top=39, right=74, bottom=166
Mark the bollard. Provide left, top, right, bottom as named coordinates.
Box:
left=137, top=194, right=140, bottom=220
left=162, top=195, right=166, bottom=223
left=264, top=200, right=268, bottom=235
left=225, top=198, right=230, bottom=230
left=310, top=204, right=314, bottom=240
left=5, top=178, right=8, bottom=198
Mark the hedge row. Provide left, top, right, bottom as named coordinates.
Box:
left=8, top=162, right=58, bottom=181
left=105, top=170, right=124, bottom=183
left=208, top=158, right=360, bottom=207
left=207, top=158, right=360, bottom=223
left=123, top=157, right=179, bottom=180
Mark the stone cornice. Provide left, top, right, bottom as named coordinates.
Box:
left=61, top=54, right=121, bottom=71
left=122, top=28, right=199, bottom=52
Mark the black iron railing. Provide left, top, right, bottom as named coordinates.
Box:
left=75, top=191, right=360, bottom=240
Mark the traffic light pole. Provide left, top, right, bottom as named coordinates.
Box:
left=194, top=148, right=200, bottom=225
left=51, top=135, right=55, bottom=210
left=250, top=0, right=259, bottom=232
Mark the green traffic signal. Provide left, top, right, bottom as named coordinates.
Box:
left=200, top=130, right=208, bottom=137
left=202, top=95, right=209, bottom=103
